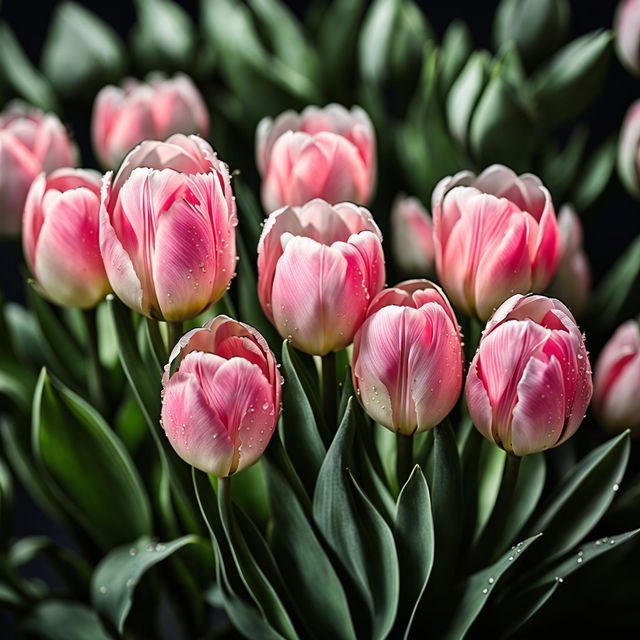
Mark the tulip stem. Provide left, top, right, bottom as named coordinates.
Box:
left=167, top=321, right=184, bottom=355
left=145, top=318, right=168, bottom=368
left=322, top=351, right=337, bottom=432
left=396, top=433, right=414, bottom=489
left=83, top=307, right=107, bottom=416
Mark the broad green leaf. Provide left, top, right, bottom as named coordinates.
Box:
left=23, top=601, right=111, bottom=640
left=0, top=456, right=12, bottom=548
left=0, top=582, right=20, bottom=607
left=539, top=125, right=588, bottom=200
left=234, top=175, right=266, bottom=250
left=358, top=0, right=401, bottom=84
left=439, top=20, right=473, bottom=92
left=32, top=370, right=152, bottom=549
left=92, top=535, right=203, bottom=632
left=571, top=135, right=616, bottom=211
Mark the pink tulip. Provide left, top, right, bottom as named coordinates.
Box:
left=0, top=103, right=77, bottom=237
left=466, top=294, right=593, bottom=456
left=23, top=169, right=110, bottom=308
left=391, top=196, right=435, bottom=276
left=352, top=280, right=463, bottom=435
left=257, top=104, right=376, bottom=211
left=257, top=199, right=384, bottom=355
left=161, top=315, right=282, bottom=476
left=92, top=74, right=209, bottom=169
left=100, top=134, right=237, bottom=322
left=432, top=164, right=561, bottom=320
left=615, top=0, right=640, bottom=75
left=593, top=320, right=640, bottom=434
left=545, top=205, right=591, bottom=314
left=618, top=100, right=640, bottom=199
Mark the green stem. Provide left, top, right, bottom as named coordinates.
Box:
left=396, top=432, right=414, bottom=490
left=466, top=316, right=484, bottom=362
left=167, top=321, right=184, bottom=355
left=83, top=307, right=107, bottom=415
left=145, top=317, right=168, bottom=369
left=322, top=351, right=337, bottom=432
left=218, top=475, right=232, bottom=524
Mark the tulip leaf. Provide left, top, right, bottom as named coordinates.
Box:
left=440, top=20, right=474, bottom=92
left=0, top=456, right=13, bottom=549
left=23, top=600, right=112, bottom=640
left=571, top=135, right=616, bottom=211
left=91, top=535, right=203, bottom=632
left=358, top=0, right=402, bottom=84
left=234, top=175, right=266, bottom=250
left=442, top=533, right=543, bottom=640
left=32, top=369, right=152, bottom=549
left=525, top=432, right=630, bottom=563
left=394, top=465, right=434, bottom=640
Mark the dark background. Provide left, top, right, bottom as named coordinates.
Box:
left=1, top=0, right=638, bottom=637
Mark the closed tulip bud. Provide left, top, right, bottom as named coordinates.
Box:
left=432, top=164, right=561, bottom=320
left=257, top=199, right=384, bottom=355
left=545, top=205, right=591, bottom=314
left=23, top=169, right=110, bottom=308
left=352, top=280, right=463, bottom=435
left=615, top=0, right=640, bottom=75
left=593, top=320, right=640, bottom=434
left=161, top=316, right=282, bottom=476
left=0, top=103, right=77, bottom=237
left=256, top=104, right=376, bottom=211
left=618, top=100, right=640, bottom=199
left=466, top=294, right=593, bottom=456
left=100, top=134, right=237, bottom=322
left=92, top=74, right=209, bottom=169
left=391, top=196, right=435, bottom=277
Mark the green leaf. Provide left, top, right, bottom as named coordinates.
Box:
left=394, top=465, right=434, bottom=639
left=496, top=580, right=559, bottom=638
left=358, top=0, right=401, bottom=84
left=439, top=20, right=473, bottom=92
left=234, top=175, right=266, bottom=250
left=23, top=600, right=112, bottom=640
left=442, top=534, right=543, bottom=640
left=0, top=456, right=13, bottom=548
left=539, top=125, right=588, bottom=201
left=32, top=369, right=152, bottom=549
left=571, top=135, right=616, bottom=211
left=92, top=535, right=203, bottom=633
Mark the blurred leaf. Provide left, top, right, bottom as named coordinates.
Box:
left=571, top=136, right=616, bottom=211
left=234, top=175, right=266, bottom=250
left=359, top=0, right=401, bottom=85
left=440, top=20, right=473, bottom=92
left=32, top=369, right=152, bottom=549
left=0, top=456, right=13, bottom=549
left=23, top=600, right=111, bottom=640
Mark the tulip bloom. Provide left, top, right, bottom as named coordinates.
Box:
left=432, top=164, right=560, bottom=320
left=0, top=103, right=77, bottom=236
left=618, top=100, right=640, bottom=199
left=466, top=294, right=593, bottom=456
left=257, top=104, right=376, bottom=211
left=23, top=169, right=110, bottom=308
left=257, top=199, right=384, bottom=355
left=593, top=320, right=640, bottom=434
left=161, top=316, right=282, bottom=476
left=100, top=134, right=237, bottom=322
left=391, top=196, right=435, bottom=276
left=92, top=74, right=209, bottom=168
left=546, top=205, right=590, bottom=314
left=352, top=280, right=463, bottom=435
left=615, top=0, right=640, bottom=76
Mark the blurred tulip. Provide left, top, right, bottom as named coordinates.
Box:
left=432, top=164, right=560, bottom=320
left=615, top=0, right=640, bottom=75
left=23, top=169, right=110, bottom=308
left=161, top=315, right=282, bottom=476
left=546, top=205, right=591, bottom=314
left=0, top=103, right=77, bottom=237
left=92, top=74, right=209, bottom=169
left=593, top=320, right=640, bottom=434
left=353, top=280, right=463, bottom=435
left=466, top=294, right=592, bottom=456
left=100, top=134, right=237, bottom=322
left=391, top=195, right=435, bottom=276
left=256, top=104, right=376, bottom=211
left=257, top=199, right=384, bottom=355
left=618, top=100, right=640, bottom=199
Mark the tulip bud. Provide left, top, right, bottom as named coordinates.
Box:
left=23, top=169, right=110, bottom=308
left=257, top=199, right=384, bottom=355
left=545, top=205, right=591, bottom=314
left=593, top=320, right=640, bottom=434
left=256, top=104, right=376, bottom=211
left=391, top=196, right=435, bottom=277
left=352, top=280, right=463, bottom=435
left=618, top=100, right=640, bottom=199
left=432, top=164, right=561, bottom=320
left=0, top=103, right=77, bottom=237
left=92, top=74, right=209, bottom=169
left=466, top=294, right=593, bottom=456
left=161, top=315, right=282, bottom=476
left=100, top=134, right=237, bottom=322
left=615, top=0, right=640, bottom=75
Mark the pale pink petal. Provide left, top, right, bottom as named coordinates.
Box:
left=392, top=196, right=435, bottom=275
left=22, top=173, right=47, bottom=267
left=465, top=356, right=495, bottom=444
left=92, top=85, right=125, bottom=167
left=600, top=353, right=640, bottom=430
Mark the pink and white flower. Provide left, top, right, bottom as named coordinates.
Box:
left=391, top=195, right=435, bottom=276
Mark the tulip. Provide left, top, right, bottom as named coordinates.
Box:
left=432, top=164, right=561, bottom=320
left=545, top=205, right=590, bottom=314
left=23, top=168, right=110, bottom=308
left=0, top=103, right=77, bottom=237
left=593, top=320, right=640, bottom=434
left=466, top=294, right=592, bottom=456
left=161, top=315, right=282, bottom=476
left=618, top=100, right=640, bottom=199
left=257, top=199, right=384, bottom=355
left=100, top=134, right=237, bottom=322
left=615, top=0, right=640, bottom=76
left=256, top=104, right=376, bottom=211
left=92, top=74, right=209, bottom=169
left=391, top=195, right=435, bottom=277
left=352, top=280, right=463, bottom=435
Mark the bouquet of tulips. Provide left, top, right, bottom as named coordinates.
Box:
left=1, top=0, right=640, bottom=638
